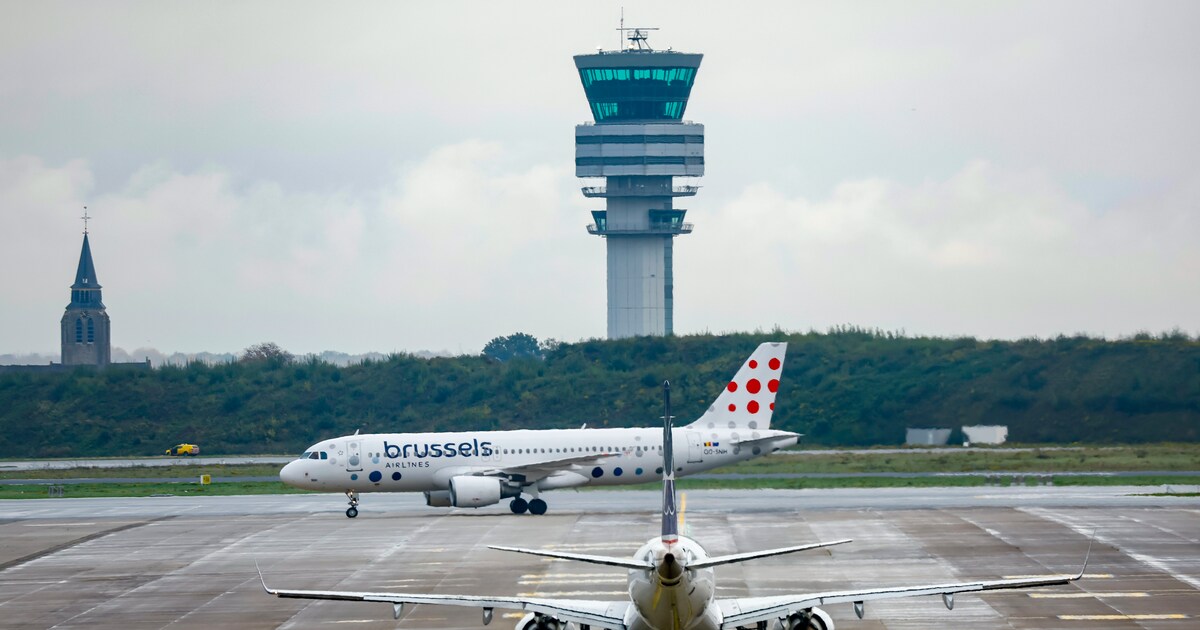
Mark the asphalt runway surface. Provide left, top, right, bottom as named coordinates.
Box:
left=1, top=487, right=1197, bottom=629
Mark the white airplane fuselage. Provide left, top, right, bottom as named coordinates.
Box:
left=281, top=426, right=798, bottom=495
left=626, top=536, right=719, bottom=630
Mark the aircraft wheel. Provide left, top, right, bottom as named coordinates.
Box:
left=346, top=506, right=358, bottom=518
left=510, top=498, right=529, bottom=514
left=528, top=498, right=547, bottom=515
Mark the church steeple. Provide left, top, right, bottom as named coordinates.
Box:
left=69, top=232, right=105, bottom=308
left=61, top=209, right=111, bottom=366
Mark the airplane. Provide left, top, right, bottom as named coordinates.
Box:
left=280, top=342, right=803, bottom=517
left=261, top=380, right=1091, bottom=630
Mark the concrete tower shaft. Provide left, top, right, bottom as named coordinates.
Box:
left=574, top=41, right=703, bottom=339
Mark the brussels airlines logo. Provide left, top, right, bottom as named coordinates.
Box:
left=384, top=439, right=494, bottom=460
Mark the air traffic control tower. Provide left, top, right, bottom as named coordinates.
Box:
left=575, top=29, right=703, bottom=339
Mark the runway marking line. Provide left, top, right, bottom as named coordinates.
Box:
left=1058, top=614, right=1189, bottom=620
left=522, top=573, right=626, bottom=579
left=519, top=577, right=626, bottom=585
left=1029, top=592, right=1148, bottom=598
left=1005, top=573, right=1112, bottom=579
left=519, top=590, right=627, bottom=597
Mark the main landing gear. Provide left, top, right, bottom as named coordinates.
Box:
left=345, top=490, right=359, bottom=518
left=509, top=497, right=547, bottom=515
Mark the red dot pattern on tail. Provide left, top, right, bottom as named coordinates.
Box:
left=701, top=345, right=787, bottom=430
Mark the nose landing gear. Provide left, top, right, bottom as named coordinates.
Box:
left=345, top=490, right=359, bottom=518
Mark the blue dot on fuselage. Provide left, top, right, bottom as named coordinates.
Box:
left=392, top=472, right=401, bottom=481
left=369, top=471, right=382, bottom=483
left=350, top=473, right=358, bottom=481
left=636, top=468, right=643, bottom=475
left=614, top=467, right=623, bottom=477
left=591, top=467, right=603, bottom=478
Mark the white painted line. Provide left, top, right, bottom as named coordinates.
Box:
left=1058, top=614, right=1188, bottom=620
left=1029, top=592, right=1148, bottom=598
left=1005, top=573, right=1112, bottom=579
left=518, top=591, right=626, bottom=597
left=518, top=577, right=626, bottom=585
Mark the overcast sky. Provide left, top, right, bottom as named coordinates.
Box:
left=2, top=1, right=1197, bottom=357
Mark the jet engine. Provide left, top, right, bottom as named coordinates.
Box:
left=777, top=607, right=835, bottom=630
left=514, top=612, right=573, bottom=630
left=447, top=475, right=521, bottom=508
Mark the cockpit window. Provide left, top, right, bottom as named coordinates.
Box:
left=320, top=451, right=328, bottom=460
left=299, top=451, right=311, bottom=459
left=308, top=452, right=320, bottom=459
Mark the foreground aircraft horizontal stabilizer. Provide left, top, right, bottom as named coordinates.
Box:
left=486, top=544, right=654, bottom=570
left=688, top=538, right=852, bottom=570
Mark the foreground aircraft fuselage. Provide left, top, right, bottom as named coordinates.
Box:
left=281, top=342, right=800, bottom=516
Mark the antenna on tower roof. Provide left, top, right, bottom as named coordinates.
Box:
left=617, top=8, right=658, bottom=51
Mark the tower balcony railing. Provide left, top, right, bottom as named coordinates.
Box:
left=581, top=185, right=700, bottom=198
left=587, top=222, right=694, bottom=236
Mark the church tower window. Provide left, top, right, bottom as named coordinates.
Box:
left=75, top=318, right=83, bottom=343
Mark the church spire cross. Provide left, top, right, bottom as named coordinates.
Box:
left=80, top=206, right=91, bottom=234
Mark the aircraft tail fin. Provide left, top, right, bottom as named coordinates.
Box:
left=662, top=380, right=678, bottom=545
left=687, top=342, right=787, bottom=430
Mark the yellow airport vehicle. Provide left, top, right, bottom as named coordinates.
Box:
left=165, top=443, right=200, bottom=456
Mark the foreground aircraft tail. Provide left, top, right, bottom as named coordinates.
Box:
left=662, top=380, right=678, bottom=545
left=688, top=342, right=787, bottom=430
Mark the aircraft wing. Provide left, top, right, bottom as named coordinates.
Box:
left=479, top=450, right=622, bottom=481
left=260, top=570, right=629, bottom=629
left=716, top=569, right=1086, bottom=629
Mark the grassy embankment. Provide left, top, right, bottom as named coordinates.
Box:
left=1, top=444, right=1197, bottom=499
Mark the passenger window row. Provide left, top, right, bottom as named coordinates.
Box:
left=498, top=445, right=664, bottom=455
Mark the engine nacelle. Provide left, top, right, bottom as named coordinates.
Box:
left=424, top=490, right=452, bottom=507
left=778, top=607, right=834, bottom=630
left=448, top=475, right=520, bottom=508
left=514, top=612, right=573, bottom=630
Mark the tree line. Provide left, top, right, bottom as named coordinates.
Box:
left=1, top=330, right=1196, bottom=458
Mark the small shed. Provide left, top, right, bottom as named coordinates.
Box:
left=962, top=425, right=1009, bottom=445
left=905, top=428, right=952, bottom=446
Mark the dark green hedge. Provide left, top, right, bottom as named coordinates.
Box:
left=2, top=330, right=1197, bottom=457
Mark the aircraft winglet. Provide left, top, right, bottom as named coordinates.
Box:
left=255, top=559, right=275, bottom=594
left=1074, top=528, right=1097, bottom=580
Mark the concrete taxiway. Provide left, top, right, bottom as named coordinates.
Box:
left=0, top=487, right=1197, bottom=629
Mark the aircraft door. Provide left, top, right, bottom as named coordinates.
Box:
left=345, top=439, right=363, bottom=472
left=686, top=432, right=703, bottom=463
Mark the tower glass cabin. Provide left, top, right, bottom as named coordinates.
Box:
left=575, top=29, right=703, bottom=339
